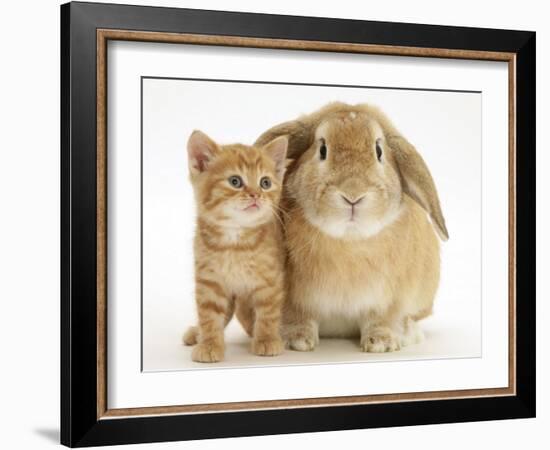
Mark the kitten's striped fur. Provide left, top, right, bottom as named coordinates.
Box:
left=183, top=131, right=288, bottom=362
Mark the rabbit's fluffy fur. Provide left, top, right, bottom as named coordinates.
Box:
left=255, top=102, right=448, bottom=352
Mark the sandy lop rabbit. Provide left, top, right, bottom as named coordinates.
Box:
left=255, top=102, right=448, bottom=352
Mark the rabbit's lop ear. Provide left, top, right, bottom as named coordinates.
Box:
left=187, top=130, right=220, bottom=176
left=255, top=120, right=313, bottom=160
left=388, top=135, right=449, bottom=241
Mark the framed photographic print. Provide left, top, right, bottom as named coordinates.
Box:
left=60, top=1, right=536, bottom=447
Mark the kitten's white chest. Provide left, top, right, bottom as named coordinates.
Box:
left=222, top=228, right=243, bottom=245
left=219, top=251, right=258, bottom=296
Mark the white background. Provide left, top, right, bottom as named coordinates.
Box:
left=111, top=33, right=508, bottom=408
left=142, top=75, right=484, bottom=372
left=111, top=43, right=509, bottom=409
left=0, top=0, right=546, bottom=449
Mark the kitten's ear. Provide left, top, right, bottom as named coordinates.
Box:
left=187, top=130, right=219, bottom=175
left=263, top=135, right=288, bottom=180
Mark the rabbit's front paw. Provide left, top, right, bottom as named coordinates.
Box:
left=289, top=335, right=316, bottom=352
left=284, top=323, right=318, bottom=352
left=361, top=327, right=400, bottom=353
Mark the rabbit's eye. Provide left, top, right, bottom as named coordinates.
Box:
left=376, top=139, right=383, bottom=162
left=228, top=175, right=243, bottom=188
left=319, top=140, right=327, bottom=161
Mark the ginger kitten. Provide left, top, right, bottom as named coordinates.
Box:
left=183, top=130, right=288, bottom=363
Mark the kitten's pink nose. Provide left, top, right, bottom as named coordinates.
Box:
left=244, top=187, right=260, bottom=199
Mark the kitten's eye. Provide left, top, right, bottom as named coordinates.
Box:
left=319, top=140, right=327, bottom=161
left=260, top=176, right=272, bottom=190
left=375, top=139, right=383, bottom=162
left=228, top=175, right=243, bottom=188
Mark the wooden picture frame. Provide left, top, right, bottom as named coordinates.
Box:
left=61, top=1, right=535, bottom=447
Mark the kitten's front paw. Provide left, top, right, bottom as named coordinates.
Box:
left=361, top=327, right=400, bottom=353
left=192, top=342, right=224, bottom=363
left=252, top=337, right=284, bottom=356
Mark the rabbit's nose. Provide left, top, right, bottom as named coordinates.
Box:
left=341, top=194, right=364, bottom=206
